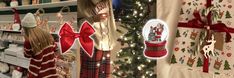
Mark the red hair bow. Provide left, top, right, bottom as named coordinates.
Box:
left=59, top=22, right=95, bottom=57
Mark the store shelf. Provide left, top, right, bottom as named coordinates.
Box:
left=0, top=1, right=77, bottom=15
left=0, top=1, right=77, bottom=11
left=0, top=29, right=21, bottom=33
left=0, top=73, right=11, bottom=78
left=0, top=53, right=30, bottom=69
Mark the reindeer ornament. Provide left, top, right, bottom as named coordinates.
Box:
left=203, top=35, right=216, bottom=58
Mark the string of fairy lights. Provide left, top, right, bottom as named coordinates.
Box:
left=112, top=0, right=156, bottom=78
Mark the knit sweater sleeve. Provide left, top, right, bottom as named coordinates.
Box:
left=24, top=40, right=33, bottom=58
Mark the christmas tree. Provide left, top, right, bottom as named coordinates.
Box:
left=171, top=54, right=177, bottom=64
left=190, top=42, right=195, bottom=46
left=112, top=0, right=157, bottom=78
left=180, top=8, right=184, bottom=15
left=176, top=30, right=181, bottom=37
left=196, top=57, right=203, bottom=67
left=224, top=60, right=231, bottom=70
left=225, top=11, right=232, bottom=18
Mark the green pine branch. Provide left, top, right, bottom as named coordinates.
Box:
left=113, top=0, right=157, bottom=78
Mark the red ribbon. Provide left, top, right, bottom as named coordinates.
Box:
left=178, top=0, right=234, bottom=73
left=59, top=22, right=95, bottom=57
left=178, top=12, right=234, bottom=43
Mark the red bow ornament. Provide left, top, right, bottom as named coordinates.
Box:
left=59, top=22, right=95, bottom=57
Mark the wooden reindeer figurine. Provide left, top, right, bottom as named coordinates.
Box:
left=203, top=35, right=216, bottom=58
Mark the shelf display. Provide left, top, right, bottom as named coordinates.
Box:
left=0, top=62, right=9, bottom=73
left=0, top=1, right=77, bottom=78
left=10, top=0, right=19, bottom=7
left=0, top=32, right=24, bottom=43
left=21, top=0, right=30, bottom=5
left=0, top=1, right=6, bottom=7
left=56, top=51, right=76, bottom=78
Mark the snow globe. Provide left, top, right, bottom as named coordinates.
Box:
left=142, top=19, right=169, bottom=59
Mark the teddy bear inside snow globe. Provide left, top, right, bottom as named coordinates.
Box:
left=142, top=19, right=169, bottom=59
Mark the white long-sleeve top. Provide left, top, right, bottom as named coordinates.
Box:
left=77, top=0, right=120, bottom=51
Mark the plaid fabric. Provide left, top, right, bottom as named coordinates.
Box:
left=80, top=48, right=110, bottom=78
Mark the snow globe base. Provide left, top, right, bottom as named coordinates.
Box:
left=144, top=41, right=167, bottom=59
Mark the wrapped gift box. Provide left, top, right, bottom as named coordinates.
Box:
left=171, top=0, right=234, bottom=77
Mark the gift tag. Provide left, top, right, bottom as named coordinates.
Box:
left=142, top=19, right=169, bottom=59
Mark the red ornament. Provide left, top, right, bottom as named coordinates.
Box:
left=175, top=47, right=179, bottom=51
left=182, top=2, right=186, bottom=5
left=222, top=52, right=225, bottom=55
left=228, top=5, right=232, bottom=8
left=15, top=66, right=23, bottom=72
left=227, top=53, right=232, bottom=57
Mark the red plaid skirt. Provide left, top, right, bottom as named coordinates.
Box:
left=80, top=48, right=110, bottom=78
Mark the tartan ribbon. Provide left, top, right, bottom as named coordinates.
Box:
left=177, top=0, right=234, bottom=73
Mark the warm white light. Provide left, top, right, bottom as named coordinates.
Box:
left=97, top=63, right=100, bottom=67
left=146, top=71, right=149, bottom=74
left=107, top=54, right=110, bottom=57
left=150, top=73, right=153, bottom=76
left=137, top=57, right=141, bottom=59
left=126, top=15, right=129, bottom=18
left=134, top=10, right=138, bottom=15
left=118, top=72, right=122, bottom=75
left=137, top=66, right=142, bottom=70
left=124, top=37, right=128, bottom=41
left=139, top=13, right=143, bottom=16
left=102, top=57, right=106, bottom=60
left=140, top=7, right=143, bottom=10
left=118, top=18, right=122, bottom=21
left=147, top=59, right=151, bottom=62
left=120, top=36, right=123, bottom=39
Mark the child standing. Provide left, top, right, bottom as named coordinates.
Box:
left=78, top=0, right=120, bottom=78
left=22, top=13, right=57, bottom=78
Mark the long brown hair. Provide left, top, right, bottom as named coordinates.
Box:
left=24, top=27, right=54, bottom=55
